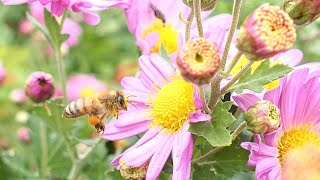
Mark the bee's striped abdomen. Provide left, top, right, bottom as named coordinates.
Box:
left=63, top=97, right=95, bottom=118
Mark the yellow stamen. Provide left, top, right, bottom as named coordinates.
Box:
left=80, top=88, right=96, bottom=97
left=277, top=125, right=320, bottom=164
left=142, top=18, right=178, bottom=54
left=150, top=76, right=195, bottom=133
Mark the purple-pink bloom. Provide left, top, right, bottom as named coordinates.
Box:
left=232, top=68, right=320, bottom=179
left=25, top=71, right=55, bottom=103
left=0, top=62, right=6, bottom=86
left=66, top=74, right=106, bottom=101
left=17, top=127, right=30, bottom=143
left=102, top=54, right=211, bottom=179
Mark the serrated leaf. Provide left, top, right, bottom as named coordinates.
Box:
left=192, top=137, right=253, bottom=180
left=189, top=100, right=236, bottom=147
left=105, top=169, right=123, bottom=180
left=231, top=60, right=293, bottom=93
left=44, top=9, right=62, bottom=48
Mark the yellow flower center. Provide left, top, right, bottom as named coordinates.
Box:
left=142, top=18, right=178, bottom=54
left=231, top=56, right=280, bottom=90
left=150, top=77, right=195, bottom=133
left=80, top=87, right=96, bottom=97
left=277, top=125, right=320, bottom=164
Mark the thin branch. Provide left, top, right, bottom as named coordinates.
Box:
left=185, top=11, right=194, bottom=41
left=194, top=0, right=204, bottom=37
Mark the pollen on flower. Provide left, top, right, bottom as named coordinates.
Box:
left=80, top=88, right=96, bottom=97
left=142, top=18, right=178, bottom=54
left=150, top=76, right=195, bottom=133
left=277, top=125, right=320, bottom=164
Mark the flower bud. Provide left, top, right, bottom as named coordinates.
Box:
left=10, top=89, right=27, bottom=105
left=25, top=71, right=55, bottom=103
left=17, top=127, right=30, bottom=144
left=244, top=100, right=280, bottom=134
left=237, top=3, right=296, bottom=61
left=177, top=38, right=220, bottom=85
left=119, top=159, right=149, bottom=180
left=284, top=0, right=320, bottom=26
left=182, top=0, right=217, bottom=11
left=0, top=62, right=6, bottom=86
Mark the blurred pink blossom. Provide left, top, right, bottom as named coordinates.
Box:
left=17, top=127, right=30, bottom=144
left=0, top=62, right=6, bottom=86
left=10, top=89, right=28, bottom=105
left=18, top=19, right=34, bottom=35
left=66, top=74, right=106, bottom=101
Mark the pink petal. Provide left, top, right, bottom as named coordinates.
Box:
left=172, top=126, right=193, bottom=180
left=121, top=76, right=150, bottom=92
left=232, top=93, right=260, bottom=111
left=255, top=157, right=281, bottom=180
left=102, top=121, right=150, bottom=141
left=136, top=33, right=159, bottom=55
left=193, top=96, right=204, bottom=109
left=83, top=12, right=100, bottom=26
left=122, top=131, right=170, bottom=168
left=2, top=0, right=34, bottom=5
left=146, top=134, right=174, bottom=180
left=113, top=109, right=152, bottom=128
left=111, top=127, right=160, bottom=166
left=272, top=49, right=303, bottom=67
left=189, top=109, right=211, bottom=123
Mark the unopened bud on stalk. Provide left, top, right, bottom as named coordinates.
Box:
left=284, top=0, right=320, bottom=26
left=119, top=159, right=148, bottom=180
left=25, top=72, right=55, bottom=103
left=176, top=38, right=220, bottom=85
left=182, top=0, right=217, bottom=11
left=236, top=3, right=296, bottom=61
left=244, top=100, right=280, bottom=134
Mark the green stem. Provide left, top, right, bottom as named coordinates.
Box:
left=39, top=121, right=48, bottom=180
left=219, top=0, right=243, bottom=70
left=194, top=0, right=204, bottom=37
left=67, top=138, right=102, bottom=180
left=208, top=0, right=243, bottom=110
left=192, top=121, right=247, bottom=164
left=185, top=11, right=194, bottom=41
left=219, top=61, right=254, bottom=94
left=199, top=85, right=211, bottom=114
left=224, top=51, right=243, bottom=76
left=54, top=47, right=66, bottom=101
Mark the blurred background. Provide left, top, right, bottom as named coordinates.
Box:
left=0, top=0, right=319, bottom=178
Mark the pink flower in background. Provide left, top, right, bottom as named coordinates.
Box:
left=233, top=68, right=320, bottom=180
left=2, top=0, right=130, bottom=25
left=103, top=54, right=211, bottom=179
left=17, top=127, right=30, bottom=144
left=66, top=74, right=106, bottom=101
left=0, top=62, right=6, bottom=86
left=124, top=0, right=231, bottom=56
left=19, top=19, right=34, bottom=35
left=25, top=71, right=55, bottom=103
left=10, top=89, right=27, bottom=104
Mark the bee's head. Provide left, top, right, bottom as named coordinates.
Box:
left=115, top=91, right=128, bottom=111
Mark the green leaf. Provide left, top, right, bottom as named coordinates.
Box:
left=192, top=137, right=253, bottom=179
left=230, top=171, right=255, bottom=180
left=44, top=9, right=62, bottom=48
left=160, top=44, right=170, bottom=62
left=231, top=60, right=293, bottom=93
left=189, top=100, right=236, bottom=147
left=105, top=169, right=123, bottom=180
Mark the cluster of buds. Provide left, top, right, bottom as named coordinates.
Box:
left=119, top=159, right=149, bottom=180
left=244, top=100, right=280, bottom=134
left=25, top=71, right=55, bottom=103
left=182, top=0, right=217, bottom=11
left=236, top=3, right=296, bottom=61
left=284, top=0, right=320, bottom=26
left=176, top=38, right=220, bottom=85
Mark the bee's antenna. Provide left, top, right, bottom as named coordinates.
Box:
left=128, top=100, right=138, bottom=109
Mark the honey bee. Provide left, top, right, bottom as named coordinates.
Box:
left=63, top=90, right=135, bottom=133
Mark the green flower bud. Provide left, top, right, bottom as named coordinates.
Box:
left=182, top=0, right=217, bottom=11
left=244, top=100, right=280, bottom=134
left=284, top=0, right=320, bottom=26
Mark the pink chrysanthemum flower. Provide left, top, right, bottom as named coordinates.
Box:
left=66, top=74, right=106, bottom=101
left=25, top=71, right=55, bottom=103
left=102, top=54, right=211, bottom=179
left=232, top=68, right=320, bottom=180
